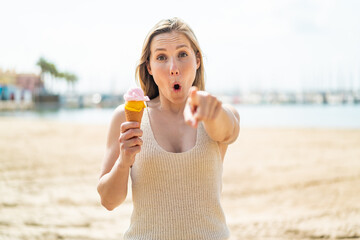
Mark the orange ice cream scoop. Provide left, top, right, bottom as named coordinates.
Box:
left=124, top=101, right=146, bottom=112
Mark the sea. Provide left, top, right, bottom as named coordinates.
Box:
left=1, top=104, right=360, bottom=129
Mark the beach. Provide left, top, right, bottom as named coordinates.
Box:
left=0, top=117, right=359, bottom=240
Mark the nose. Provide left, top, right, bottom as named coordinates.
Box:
left=170, top=70, right=179, bottom=76
left=170, top=58, right=179, bottom=76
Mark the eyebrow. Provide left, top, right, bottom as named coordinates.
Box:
left=154, top=44, right=190, bottom=52
left=154, top=48, right=166, bottom=52
left=176, top=44, right=190, bottom=50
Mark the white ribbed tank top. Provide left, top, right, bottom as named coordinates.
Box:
left=123, top=108, right=230, bottom=240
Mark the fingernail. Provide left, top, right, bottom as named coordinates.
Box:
left=192, top=120, right=197, bottom=127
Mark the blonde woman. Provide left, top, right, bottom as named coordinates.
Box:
left=97, top=18, right=240, bottom=240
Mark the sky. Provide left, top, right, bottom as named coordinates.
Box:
left=1, top=0, right=359, bottom=94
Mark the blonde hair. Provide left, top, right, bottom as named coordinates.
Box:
left=136, top=17, right=205, bottom=99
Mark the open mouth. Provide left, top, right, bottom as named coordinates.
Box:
left=173, top=83, right=181, bottom=91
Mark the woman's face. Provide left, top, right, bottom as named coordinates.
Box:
left=147, top=31, right=200, bottom=104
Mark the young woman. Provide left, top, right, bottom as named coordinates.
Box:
left=97, top=18, right=240, bottom=240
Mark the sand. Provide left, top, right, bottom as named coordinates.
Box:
left=0, top=117, right=359, bottom=240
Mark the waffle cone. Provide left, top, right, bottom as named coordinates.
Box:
left=125, top=108, right=144, bottom=126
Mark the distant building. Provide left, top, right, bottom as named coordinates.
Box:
left=0, top=69, right=16, bottom=85
left=0, top=70, right=43, bottom=102
left=16, top=73, right=42, bottom=93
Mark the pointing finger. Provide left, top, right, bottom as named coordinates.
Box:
left=184, top=101, right=198, bottom=128
left=189, top=86, right=198, bottom=104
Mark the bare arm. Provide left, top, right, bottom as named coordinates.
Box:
left=97, top=105, right=143, bottom=211
left=203, top=104, right=240, bottom=144
left=184, top=87, right=240, bottom=144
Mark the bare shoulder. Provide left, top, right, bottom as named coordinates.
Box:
left=223, top=104, right=240, bottom=122
left=112, top=104, right=127, bottom=123
left=106, top=104, right=126, bottom=147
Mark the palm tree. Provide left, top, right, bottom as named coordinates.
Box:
left=36, top=57, right=48, bottom=86
left=36, top=57, right=59, bottom=93
left=64, top=72, right=78, bottom=93
left=57, top=72, right=78, bottom=93
left=36, top=57, right=78, bottom=94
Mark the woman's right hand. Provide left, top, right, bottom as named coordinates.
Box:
left=118, top=121, right=143, bottom=168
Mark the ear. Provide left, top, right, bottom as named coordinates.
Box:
left=196, top=52, right=201, bottom=70
left=146, top=61, right=152, bottom=75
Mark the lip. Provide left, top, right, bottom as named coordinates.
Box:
left=172, top=82, right=182, bottom=92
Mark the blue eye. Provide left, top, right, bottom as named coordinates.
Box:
left=179, top=52, right=188, bottom=58
left=157, top=55, right=166, bottom=61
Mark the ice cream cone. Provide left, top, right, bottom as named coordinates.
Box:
left=125, top=108, right=144, bottom=126
left=123, top=87, right=150, bottom=128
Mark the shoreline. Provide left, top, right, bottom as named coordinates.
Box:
left=1, top=104, right=360, bottom=129
left=2, top=116, right=360, bottom=131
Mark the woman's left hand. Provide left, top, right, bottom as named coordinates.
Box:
left=184, top=86, right=222, bottom=128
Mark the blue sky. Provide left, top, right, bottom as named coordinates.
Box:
left=1, top=0, right=359, bottom=94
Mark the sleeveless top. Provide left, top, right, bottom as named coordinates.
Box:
left=123, top=108, right=230, bottom=240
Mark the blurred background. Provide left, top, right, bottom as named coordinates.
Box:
left=1, top=1, right=360, bottom=240
left=1, top=0, right=360, bottom=127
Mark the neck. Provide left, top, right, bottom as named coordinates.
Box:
left=152, top=94, right=186, bottom=116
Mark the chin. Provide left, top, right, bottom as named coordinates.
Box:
left=169, top=94, right=187, bottom=104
